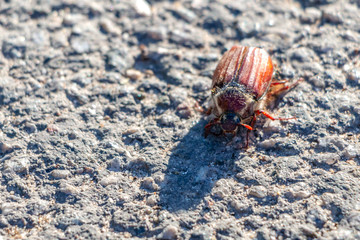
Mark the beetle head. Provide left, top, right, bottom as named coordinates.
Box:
left=220, top=112, right=240, bottom=133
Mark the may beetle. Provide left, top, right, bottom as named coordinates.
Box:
left=205, top=45, right=301, bottom=147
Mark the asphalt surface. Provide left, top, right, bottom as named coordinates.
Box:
left=0, top=0, right=360, bottom=239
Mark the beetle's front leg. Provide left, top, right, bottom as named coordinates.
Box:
left=205, top=106, right=213, bottom=116
left=243, top=115, right=257, bottom=149
left=204, top=118, right=221, bottom=138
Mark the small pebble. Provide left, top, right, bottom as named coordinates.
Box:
left=146, top=195, right=158, bottom=206
left=141, top=177, right=159, bottom=191
left=172, top=6, right=196, bottom=22
left=258, top=139, right=276, bottom=149
left=0, top=203, right=13, bottom=215
left=70, top=37, right=90, bottom=54
left=0, top=142, right=13, bottom=154
left=105, top=49, right=134, bottom=73
left=309, top=75, right=326, bottom=89
left=347, top=212, right=360, bottom=229
left=170, top=29, right=204, bottom=48
left=47, top=124, right=59, bottom=134
left=230, top=200, right=252, bottom=214
left=25, top=122, right=37, bottom=133
left=301, top=224, right=317, bottom=237
left=123, top=128, right=139, bottom=135
left=4, top=157, right=29, bottom=173
left=169, top=88, right=188, bottom=107
left=313, top=169, right=328, bottom=176
left=159, top=114, right=177, bottom=126
left=68, top=131, right=77, bottom=140
left=104, top=106, right=118, bottom=117
left=237, top=18, right=260, bottom=38
left=59, top=182, right=78, bottom=195
left=212, top=189, right=227, bottom=199
left=0, top=215, right=9, bottom=227
left=176, top=103, right=193, bottom=119
left=51, top=169, right=71, bottom=179
left=125, top=69, right=143, bottom=80
left=317, top=136, right=347, bottom=151
left=158, top=225, right=178, bottom=240
left=317, top=153, right=340, bottom=165
left=100, top=176, right=118, bottom=186
left=99, top=18, right=121, bottom=35
left=343, top=145, right=358, bottom=159
left=132, top=0, right=152, bottom=17
left=66, top=87, right=90, bottom=106
left=110, top=157, right=124, bottom=171
left=63, top=14, right=85, bottom=26
left=289, top=47, right=316, bottom=63
left=166, top=68, right=183, bottom=85
left=341, top=30, right=359, bottom=42
left=190, top=226, right=213, bottom=240
left=195, top=166, right=209, bottom=182
left=212, top=179, right=231, bottom=199
left=292, top=190, right=311, bottom=199
left=2, top=39, right=27, bottom=59
left=32, top=30, right=49, bottom=46
left=343, top=65, right=360, bottom=84
left=334, top=93, right=351, bottom=112
left=72, top=74, right=93, bottom=87
left=248, top=186, right=267, bottom=198
left=263, top=119, right=283, bottom=133
left=88, top=2, right=104, bottom=15
left=153, top=173, right=165, bottom=184
left=322, top=10, right=343, bottom=24
left=306, top=208, right=327, bottom=227
left=146, top=26, right=167, bottom=40
left=300, top=8, right=321, bottom=24
left=157, top=96, right=171, bottom=108
left=51, top=30, right=69, bottom=48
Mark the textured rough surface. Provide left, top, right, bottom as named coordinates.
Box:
left=0, top=0, right=359, bottom=239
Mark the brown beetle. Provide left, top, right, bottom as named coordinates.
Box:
left=205, top=45, right=300, bottom=146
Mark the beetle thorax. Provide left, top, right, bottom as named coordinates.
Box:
left=212, top=84, right=257, bottom=119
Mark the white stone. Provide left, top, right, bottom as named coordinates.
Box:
left=249, top=186, right=267, bottom=198
left=51, top=169, right=71, bottom=179
left=132, top=0, right=152, bottom=17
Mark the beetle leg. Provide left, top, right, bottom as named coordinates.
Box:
left=256, top=110, right=275, bottom=120
left=240, top=124, right=253, bottom=130
left=205, top=107, right=213, bottom=116
left=233, top=121, right=254, bottom=147
left=270, top=78, right=304, bottom=95
left=243, top=115, right=257, bottom=149
left=204, top=118, right=220, bottom=137
left=270, top=80, right=288, bottom=86
left=255, top=110, right=296, bottom=121
left=204, top=118, right=220, bottom=128
left=250, top=115, right=257, bottom=128
left=225, top=133, right=236, bottom=147
left=194, top=101, right=204, bottom=113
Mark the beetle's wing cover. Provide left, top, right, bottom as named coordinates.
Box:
left=212, top=46, right=245, bottom=89
left=212, top=46, right=273, bottom=100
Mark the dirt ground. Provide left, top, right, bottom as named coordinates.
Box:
left=0, top=0, right=360, bottom=239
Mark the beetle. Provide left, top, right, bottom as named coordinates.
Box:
left=205, top=45, right=300, bottom=147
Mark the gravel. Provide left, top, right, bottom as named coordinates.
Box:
left=0, top=0, right=360, bottom=239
